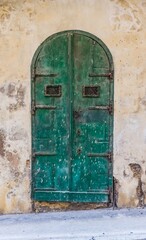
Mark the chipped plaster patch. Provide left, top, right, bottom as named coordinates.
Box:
left=129, top=163, right=145, bottom=207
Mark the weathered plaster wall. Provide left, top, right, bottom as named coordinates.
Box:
left=0, top=0, right=146, bottom=213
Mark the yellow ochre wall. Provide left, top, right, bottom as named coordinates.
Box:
left=0, top=0, right=146, bottom=213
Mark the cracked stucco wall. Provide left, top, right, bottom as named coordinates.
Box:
left=0, top=0, right=146, bottom=213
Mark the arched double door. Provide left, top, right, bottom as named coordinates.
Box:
left=31, top=30, right=114, bottom=203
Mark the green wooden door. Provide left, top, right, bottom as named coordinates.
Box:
left=31, top=30, right=114, bottom=203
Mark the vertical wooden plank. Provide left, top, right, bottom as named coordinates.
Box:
left=68, top=32, right=73, bottom=192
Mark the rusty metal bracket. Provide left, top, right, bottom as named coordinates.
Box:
left=31, top=105, right=57, bottom=115
left=88, top=104, right=113, bottom=115
left=87, top=152, right=112, bottom=162
left=34, top=73, right=58, bottom=78
left=35, top=105, right=57, bottom=109
left=89, top=72, right=113, bottom=80
left=107, top=105, right=113, bottom=115
left=32, top=105, right=36, bottom=115
left=32, top=152, right=56, bottom=157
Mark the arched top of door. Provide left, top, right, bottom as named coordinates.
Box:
left=31, top=30, right=114, bottom=76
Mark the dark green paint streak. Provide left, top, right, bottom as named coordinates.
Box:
left=31, top=30, right=114, bottom=204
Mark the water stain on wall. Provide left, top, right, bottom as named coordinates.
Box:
left=110, top=0, right=142, bottom=31
left=129, top=163, right=145, bottom=207
left=113, top=177, right=121, bottom=208
left=7, top=83, right=26, bottom=112
left=0, top=2, right=15, bottom=22
left=0, top=129, right=6, bottom=157
left=6, top=151, right=20, bottom=172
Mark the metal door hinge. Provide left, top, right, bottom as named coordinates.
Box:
left=32, top=74, right=35, bottom=80
left=108, top=187, right=113, bottom=204
left=108, top=72, right=113, bottom=80
left=32, top=105, right=36, bottom=115
left=107, top=152, right=112, bottom=162
left=108, top=105, right=113, bottom=115
left=31, top=70, right=35, bottom=79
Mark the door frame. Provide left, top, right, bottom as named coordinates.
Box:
left=31, top=30, right=114, bottom=205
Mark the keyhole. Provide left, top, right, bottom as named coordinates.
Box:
left=77, top=129, right=81, bottom=136
left=77, top=148, right=81, bottom=154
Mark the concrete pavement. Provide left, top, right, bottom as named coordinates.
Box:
left=0, top=208, right=146, bottom=240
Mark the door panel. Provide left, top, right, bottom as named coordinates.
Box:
left=32, top=31, right=114, bottom=203
left=32, top=34, right=70, bottom=195
left=71, top=33, right=111, bottom=197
